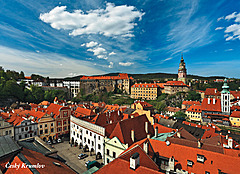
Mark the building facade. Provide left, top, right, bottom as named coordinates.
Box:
left=178, top=54, right=187, bottom=84
left=0, top=116, right=14, bottom=138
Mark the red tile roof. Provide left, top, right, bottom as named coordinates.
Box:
left=164, top=81, right=188, bottom=86
left=149, top=139, right=240, bottom=174
left=201, top=98, right=221, bottom=112
left=186, top=105, right=202, bottom=113
left=153, top=123, right=175, bottom=133
left=21, top=148, right=75, bottom=174
left=230, top=91, right=240, bottom=99
left=132, top=83, right=161, bottom=88
left=133, top=101, right=153, bottom=108
left=38, top=101, right=50, bottom=106
left=74, top=107, right=96, bottom=117
left=205, top=88, right=220, bottom=96
left=109, top=115, right=154, bottom=146
left=5, top=156, right=32, bottom=174
left=167, top=106, right=181, bottom=112
left=230, top=111, right=240, bottom=118
left=182, top=100, right=200, bottom=106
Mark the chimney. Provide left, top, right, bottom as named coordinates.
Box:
left=208, top=98, right=210, bottom=104
left=228, top=138, right=233, bottom=148
left=131, top=115, right=134, bottom=118
left=177, top=132, right=181, bottom=138
left=215, top=89, right=217, bottom=93
left=131, top=130, right=135, bottom=142
left=143, top=142, right=148, bottom=154
left=198, top=140, right=202, bottom=149
left=213, top=98, right=216, bottom=105
left=130, top=152, right=140, bottom=170
left=226, top=134, right=228, bottom=140
left=154, top=126, right=158, bottom=138
left=145, top=122, right=148, bottom=134
left=147, top=134, right=151, bottom=139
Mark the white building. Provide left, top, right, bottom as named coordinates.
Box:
left=70, top=115, right=105, bottom=159
left=221, top=79, right=230, bottom=115
left=63, top=81, right=80, bottom=98
left=14, top=118, right=38, bottom=141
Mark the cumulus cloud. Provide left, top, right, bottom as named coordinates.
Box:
left=109, top=52, right=116, bottom=56
left=215, top=27, right=224, bottom=30
left=86, top=41, right=98, bottom=47
left=221, top=12, right=240, bottom=41
left=39, top=3, right=144, bottom=37
left=108, top=62, right=113, bottom=68
left=119, top=62, right=134, bottom=66
left=87, top=47, right=107, bottom=55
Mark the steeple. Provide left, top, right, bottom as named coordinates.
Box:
left=221, top=78, right=230, bottom=115
left=178, top=54, right=187, bottom=84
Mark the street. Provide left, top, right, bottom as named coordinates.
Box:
left=52, top=140, right=103, bottom=174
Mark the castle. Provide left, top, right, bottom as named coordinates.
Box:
left=178, top=54, right=187, bottom=84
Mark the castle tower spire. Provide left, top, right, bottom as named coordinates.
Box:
left=178, top=54, right=187, bottom=84
left=221, top=78, right=230, bottom=115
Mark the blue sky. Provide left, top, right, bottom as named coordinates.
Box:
left=0, top=0, right=240, bottom=78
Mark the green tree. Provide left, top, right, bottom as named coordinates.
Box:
left=31, top=85, right=44, bottom=103
left=174, top=111, right=187, bottom=120
left=156, top=100, right=167, bottom=113
left=186, top=91, right=201, bottom=101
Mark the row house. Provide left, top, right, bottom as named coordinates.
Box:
left=163, top=81, right=190, bottom=94
left=0, top=114, right=14, bottom=138
left=186, top=104, right=202, bottom=122
left=104, top=114, right=154, bottom=164
left=181, top=100, right=200, bottom=110
left=7, top=114, right=38, bottom=141
left=46, top=103, right=71, bottom=139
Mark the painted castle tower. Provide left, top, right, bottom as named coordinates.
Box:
left=221, top=78, right=230, bottom=115
left=178, top=54, right=187, bottom=84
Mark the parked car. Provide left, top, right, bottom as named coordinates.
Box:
left=78, top=153, right=88, bottom=160
left=47, top=140, right=52, bottom=145
left=86, top=161, right=100, bottom=170
left=57, top=138, right=62, bottom=143
left=85, top=160, right=91, bottom=167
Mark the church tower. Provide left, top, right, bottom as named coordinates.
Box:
left=221, top=78, right=230, bottom=115
left=178, top=54, right=187, bottom=84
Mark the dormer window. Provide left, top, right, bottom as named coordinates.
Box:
left=187, top=160, right=193, bottom=167
left=197, top=154, right=205, bottom=163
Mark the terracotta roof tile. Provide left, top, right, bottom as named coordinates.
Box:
left=201, top=98, right=221, bottom=112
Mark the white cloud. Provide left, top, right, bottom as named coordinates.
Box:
left=109, top=52, right=116, bottom=56
left=0, top=46, right=104, bottom=77
left=81, top=43, right=85, bottom=47
left=225, top=12, right=237, bottom=20
left=87, top=47, right=107, bottom=56
left=97, top=55, right=108, bottom=59
left=225, top=48, right=233, bottom=51
left=119, top=62, right=134, bottom=66
left=108, top=62, right=113, bottom=68
left=215, top=27, right=224, bottom=30
left=86, top=41, right=98, bottom=47
left=217, top=16, right=224, bottom=22
left=222, top=12, right=240, bottom=41
left=39, top=3, right=144, bottom=37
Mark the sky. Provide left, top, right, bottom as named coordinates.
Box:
left=0, top=0, right=240, bottom=78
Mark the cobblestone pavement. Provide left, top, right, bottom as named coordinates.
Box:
left=52, top=140, right=103, bottom=174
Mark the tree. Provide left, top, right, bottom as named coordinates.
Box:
left=186, top=91, right=201, bottom=101
left=31, top=85, right=44, bottom=103
left=156, top=100, right=167, bottom=113
left=174, top=111, right=187, bottom=120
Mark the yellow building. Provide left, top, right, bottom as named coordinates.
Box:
left=130, top=83, right=163, bottom=100
left=185, top=105, right=202, bottom=122
left=37, top=114, right=56, bottom=142
left=104, top=137, right=128, bottom=164
left=230, top=111, right=240, bottom=126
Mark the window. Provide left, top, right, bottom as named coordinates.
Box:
left=107, top=158, right=110, bottom=163
left=86, top=130, right=88, bottom=134
left=197, top=154, right=205, bottom=163
left=64, top=121, right=66, bottom=125
left=51, top=128, right=54, bottom=133
left=98, top=136, right=100, bottom=140
left=98, top=144, right=101, bottom=149
left=113, top=152, right=116, bottom=158
left=73, top=131, right=75, bottom=135
left=58, top=128, right=62, bottom=132
left=21, top=128, right=24, bottom=132
left=187, top=160, right=193, bottom=167
left=19, top=135, right=22, bottom=139
left=45, top=124, right=47, bottom=127
left=92, top=141, right=94, bottom=146
left=80, top=135, right=82, bottom=140
left=205, top=172, right=210, bottom=174
left=51, top=123, right=54, bottom=127
left=9, top=130, right=11, bottom=134
left=88, top=139, right=90, bottom=144
left=90, top=132, right=92, bottom=136
left=107, top=149, right=109, bottom=155
left=25, top=134, right=27, bottom=138
left=64, top=127, right=67, bottom=130
left=40, top=130, right=43, bottom=134
left=84, top=137, right=86, bottom=142
left=77, top=133, right=79, bottom=138
left=5, top=131, right=8, bottom=135
left=58, top=122, right=61, bottom=126
left=45, top=129, right=48, bottom=134
left=40, top=125, right=42, bottom=128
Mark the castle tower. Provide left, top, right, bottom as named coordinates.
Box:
left=221, top=78, right=230, bottom=115
left=178, top=54, right=187, bottom=84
